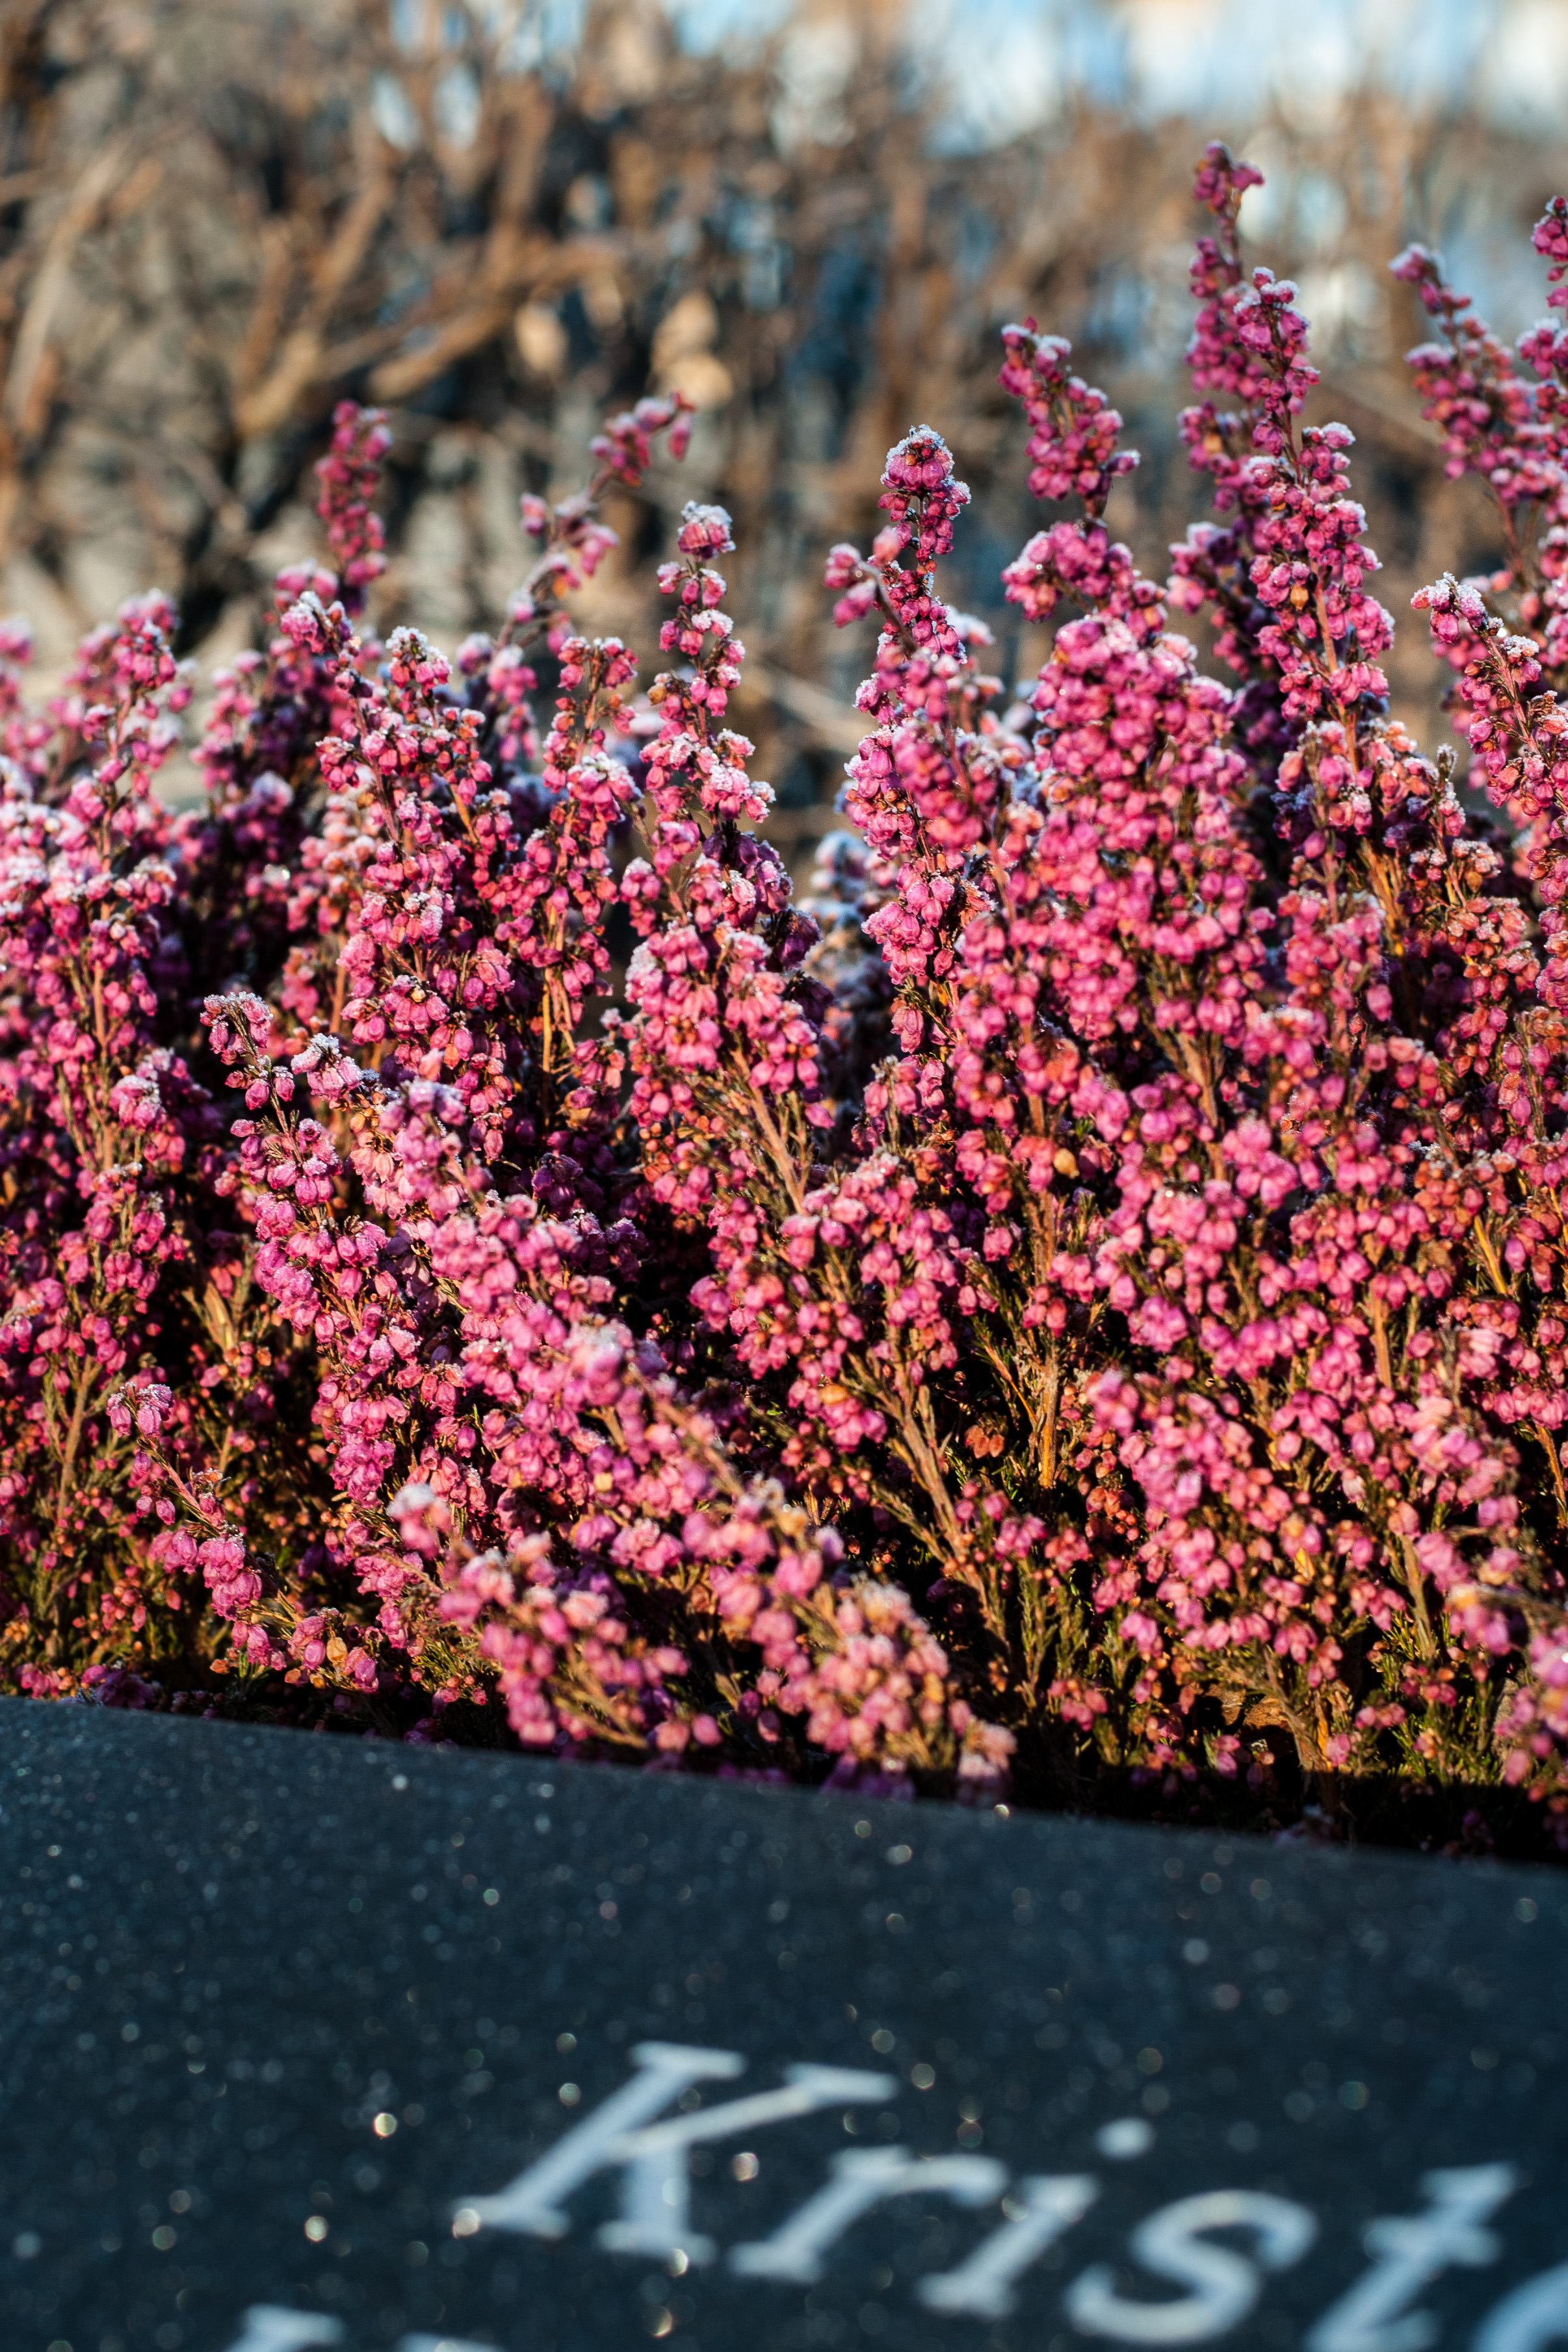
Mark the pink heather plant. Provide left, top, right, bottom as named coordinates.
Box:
left=10, top=153, right=1568, bottom=1831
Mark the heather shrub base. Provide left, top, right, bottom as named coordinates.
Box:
left=12, top=147, right=1568, bottom=1851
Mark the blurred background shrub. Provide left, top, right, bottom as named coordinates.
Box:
left=3, top=0, right=1567, bottom=850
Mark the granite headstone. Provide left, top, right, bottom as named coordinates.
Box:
left=2, top=1707, right=1565, bottom=2352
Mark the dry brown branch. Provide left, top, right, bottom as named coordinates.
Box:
left=5, top=133, right=131, bottom=438
left=0, top=0, right=1562, bottom=844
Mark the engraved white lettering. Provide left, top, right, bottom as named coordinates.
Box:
left=600, top=2065, right=896, bottom=2262
left=730, top=2147, right=1006, bottom=2284
left=1306, top=2166, right=1519, bottom=2352
left=220, top=2311, right=344, bottom=2352
left=1474, top=2260, right=1568, bottom=2352
left=455, top=2041, right=746, bottom=2239
left=918, top=2173, right=1100, bottom=2318
left=1067, top=2189, right=1318, bottom=2343
left=397, top=2337, right=497, bottom=2351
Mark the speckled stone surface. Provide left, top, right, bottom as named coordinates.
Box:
left=3, top=1707, right=1568, bottom=2352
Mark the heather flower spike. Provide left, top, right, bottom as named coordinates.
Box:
left=7, top=174, right=1568, bottom=1835
left=315, top=401, right=392, bottom=616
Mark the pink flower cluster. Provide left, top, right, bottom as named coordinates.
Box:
left=9, top=149, right=1568, bottom=1829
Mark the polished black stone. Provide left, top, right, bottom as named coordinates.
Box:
left=4, top=1707, right=1568, bottom=2352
